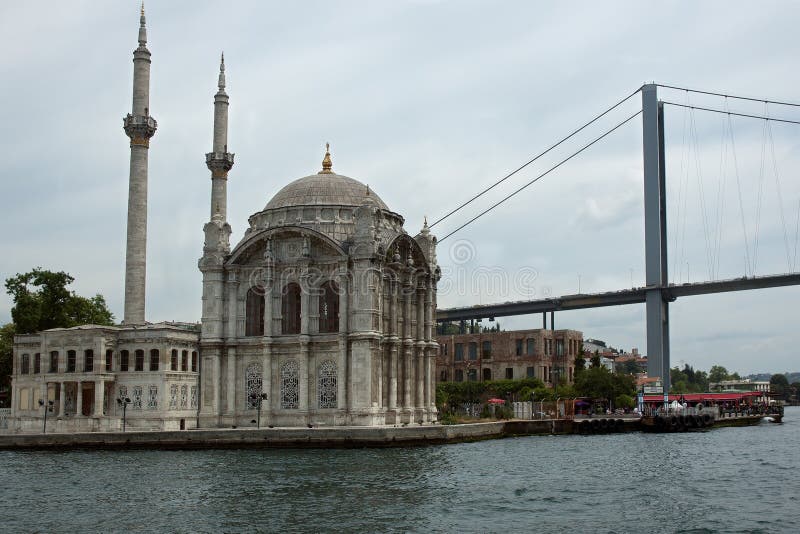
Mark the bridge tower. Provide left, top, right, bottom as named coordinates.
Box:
left=641, top=84, right=670, bottom=400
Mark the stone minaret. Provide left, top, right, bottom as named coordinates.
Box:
left=122, top=4, right=157, bottom=324
left=205, top=54, right=234, bottom=220
left=200, top=55, right=234, bottom=343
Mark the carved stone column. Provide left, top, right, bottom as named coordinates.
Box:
left=76, top=382, right=83, bottom=417
left=226, top=347, right=236, bottom=415
left=94, top=379, right=105, bottom=417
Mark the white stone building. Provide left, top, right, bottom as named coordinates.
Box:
left=11, top=324, right=200, bottom=432
left=8, top=8, right=439, bottom=432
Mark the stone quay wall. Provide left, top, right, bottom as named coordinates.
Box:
left=0, top=420, right=578, bottom=451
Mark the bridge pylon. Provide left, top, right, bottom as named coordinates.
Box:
left=642, top=84, right=670, bottom=402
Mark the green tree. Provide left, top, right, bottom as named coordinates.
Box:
left=573, top=353, right=586, bottom=375
left=770, top=373, right=789, bottom=398
left=590, top=354, right=601, bottom=368
left=5, top=268, right=114, bottom=334
left=708, top=365, right=729, bottom=384
left=0, top=323, right=14, bottom=407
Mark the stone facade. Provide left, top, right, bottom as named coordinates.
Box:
left=435, top=328, right=583, bottom=386
left=10, top=324, right=200, bottom=432
left=198, top=152, right=440, bottom=427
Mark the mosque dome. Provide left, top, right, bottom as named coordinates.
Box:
left=264, top=172, right=388, bottom=211
left=263, top=143, right=389, bottom=212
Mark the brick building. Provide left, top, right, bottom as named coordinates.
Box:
left=435, top=328, right=583, bottom=386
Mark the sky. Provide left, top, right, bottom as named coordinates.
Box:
left=1, top=1, right=799, bottom=375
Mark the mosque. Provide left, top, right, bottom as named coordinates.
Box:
left=8, top=8, right=440, bottom=432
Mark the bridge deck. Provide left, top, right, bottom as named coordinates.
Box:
left=435, top=273, right=800, bottom=322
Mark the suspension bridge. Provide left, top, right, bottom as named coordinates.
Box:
left=433, top=83, right=800, bottom=397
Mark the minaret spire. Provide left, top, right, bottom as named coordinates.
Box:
left=218, top=52, right=226, bottom=92
left=122, top=5, right=157, bottom=324
left=138, top=2, right=147, bottom=46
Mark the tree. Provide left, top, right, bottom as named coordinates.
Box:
left=0, top=323, right=14, bottom=407
left=573, top=354, right=586, bottom=375
left=574, top=366, right=636, bottom=402
left=770, top=373, right=789, bottom=397
left=590, top=354, right=601, bottom=368
left=708, top=365, right=729, bottom=384
left=5, top=268, right=114, bottom=334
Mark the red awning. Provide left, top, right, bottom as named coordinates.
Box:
left=642, top=391, right=762, bottom=403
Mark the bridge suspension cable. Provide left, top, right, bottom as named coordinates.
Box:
left=661, top=102, right=800, bottom=125
left=429, top=86, right=643, bottom=229
left=657, top=84, right=800, bottom=108
left=437, top=109, right=642, bottom=243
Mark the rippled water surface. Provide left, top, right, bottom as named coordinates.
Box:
left=2, top=407, right=799, bottom=533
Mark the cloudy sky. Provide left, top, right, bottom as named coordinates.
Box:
left=2, top=1, right=799, bottom=375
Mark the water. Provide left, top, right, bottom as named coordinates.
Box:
left=2, top=408, right=798, bottom=533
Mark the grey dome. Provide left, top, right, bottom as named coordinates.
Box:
left=264, top=173, right=389, bottom=211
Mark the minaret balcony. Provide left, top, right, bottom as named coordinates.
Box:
left=123, top=114, right=158, bottom=141
left=206, top=152, right=235, bottom=174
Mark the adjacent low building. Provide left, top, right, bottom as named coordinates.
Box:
left=11, top=323, right=200, bottom=432
left=435, top=328, right=583, bottom=386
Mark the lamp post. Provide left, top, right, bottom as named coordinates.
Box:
left=250, top=392, right=268, bottom=428
left=116, top=397, right=131, bottom=432
left=38, top=399, right=54, bottom=434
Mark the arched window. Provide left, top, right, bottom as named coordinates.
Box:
left=280, top=359, right=299, bottom=409
left=318, top=281, right=340, bottom=333
left=281, top=283, right=301, bottom=335
left=150, top=349, right=160, bottom=371
left=171, top=349, right=178, bottom=371
left=21, top=354, right=30, bottom=375
left=66, top=350, right=76, bottom=372
left=318, top=360, right=337, bottom=409
left=245, top=362, right=263, bottom=409
left=245, top=287, right=265, bottom=337
left=135, top=350, right=145, bottom=372
left=120, top=350, right=130, bottom=372
left=84, top=350, right=93, bottom=372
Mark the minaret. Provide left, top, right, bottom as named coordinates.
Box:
left=200, top=55, right=234, bottom=344
left=205, top=53, right=234, bottom=220
left=122, top=3, right=157, bottom=324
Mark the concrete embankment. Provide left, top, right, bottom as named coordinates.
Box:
left=0, top=422, right=514, bottom=451
left=0, top=415, right=770, bottom=450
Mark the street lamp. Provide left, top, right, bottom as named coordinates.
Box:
left=249, top=392, right=268, bottom=428
left=116, top=397, right=132, bottom=432
left=38, top=399, right=54, bottom=434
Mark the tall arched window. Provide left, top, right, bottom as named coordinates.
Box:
left=318, top=360, right=337, bottom=409
left=318, top=280, right=340, bottom=333
left=280, top=360, right=299, bottom=409
left=20, top=354, right=30, bottom=375
left=245, top=287, right=265, bottom=337
left=245, top=362, right=263, bottom=409
left=281, top=283, right=301, bottom=335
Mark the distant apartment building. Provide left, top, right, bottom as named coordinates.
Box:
left=435, top=328, right=583, bottom=386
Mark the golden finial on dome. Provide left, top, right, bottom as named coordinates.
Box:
left=319, top=142, right=333, bottom=174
